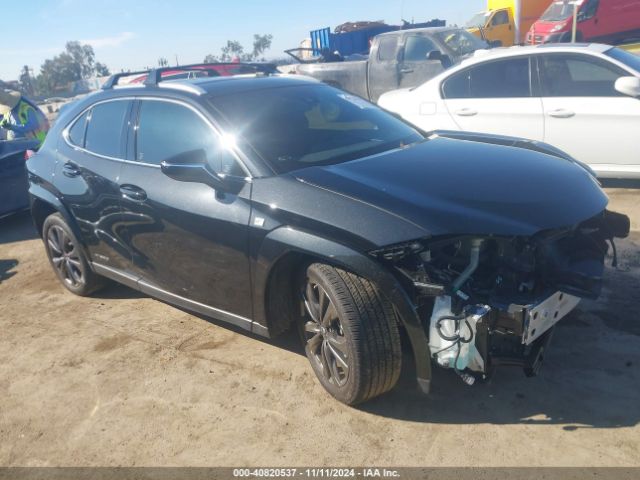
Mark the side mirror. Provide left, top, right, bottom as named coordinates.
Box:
left=427, top=50, right=443, bottom=61
left=488, top=40, right=503, bottom=48
left=577, top=11, right=586, bottom=22
left=614, top=76, right=640, bottom=98
left=160, top=149, right=226, bottom=190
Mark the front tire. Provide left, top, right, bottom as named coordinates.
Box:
left=42, top=213, right=106, bottom=296
left=299, top=263, right=402, bottom=405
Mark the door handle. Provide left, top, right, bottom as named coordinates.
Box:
left=62, top=162, right=81, bottom=178
left=400, top=68, right=414, bottom=74
left=548, top=109, right=575, bottom=119
left=455, top=108, right=478, bottom=117
left=120, top=184, right=147, bottom=202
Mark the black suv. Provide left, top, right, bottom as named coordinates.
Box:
left=27, top=69, right=629, bottom=404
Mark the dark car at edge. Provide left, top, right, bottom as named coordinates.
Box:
left=26, top=70, right=630, bottom=404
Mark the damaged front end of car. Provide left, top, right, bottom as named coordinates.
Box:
left=371, top=209, right=630, bottom=385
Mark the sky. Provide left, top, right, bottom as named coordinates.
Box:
left=0, top=0, right=485, bottom=80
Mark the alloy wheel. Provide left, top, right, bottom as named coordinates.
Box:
left=47, top=225, right=85, bottom=288
left=302, top=280, right=350, bottom=387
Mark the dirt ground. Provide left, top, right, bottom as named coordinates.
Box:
left=0, top=189, right=639, bottom=467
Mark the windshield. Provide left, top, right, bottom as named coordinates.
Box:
left=208, top=84, right=423, bottom=174
left=435, top=30, right=487, bottom=56
left=540, top=1, right=580, bottom=21
left=465, top=12, right=488, bottom=28
left=605, top=47, right=640, bottom=73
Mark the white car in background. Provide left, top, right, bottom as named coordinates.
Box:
left=378, top=44, right=640, bottom=179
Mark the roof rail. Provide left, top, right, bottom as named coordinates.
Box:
left=142, top=61, right=276, bottom=87
left=102, top=70, right=150, bottom=90
left=158, top=81, right=207, bottom=95
left=103, top=62, right=278, bottom=90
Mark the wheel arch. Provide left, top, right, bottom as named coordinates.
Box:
left=29, top=186, right=84, bottom=245
left=253, top=226, right=432, bottom=392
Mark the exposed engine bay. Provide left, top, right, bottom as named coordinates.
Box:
left=372, top=209, right=630, bottom=384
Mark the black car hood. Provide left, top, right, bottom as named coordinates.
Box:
left=294, top=135, right=608, bottom=238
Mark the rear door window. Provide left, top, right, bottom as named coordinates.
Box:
left=442, top=70, right=471, bottom=99
left=469, top=57, right=531, bottom=98
left=442, top=57, right=531, bottom=99
left=67, top=110, right=89, bottom=147
left=538, top=54, right=627, bottom=97
left=377, top=36, right=398, bottom=61
left=84, top=100, right=130, bottom=158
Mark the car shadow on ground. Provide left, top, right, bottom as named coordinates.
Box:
left=6, top=205, right=635, bottom=430
left=93, top=281, right=305, bottom=351
left=0, top=258, right=19, bottom=283
left=0, top=210, right=39, bottom=244
left=359, top=335, right=638, bottom=429
left=86, top=266, right=640, bottom=430
left=91, top=283, right=147, bottom=300
left=359, top=260, right=640, bottom=429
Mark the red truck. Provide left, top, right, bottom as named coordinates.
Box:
left=527, top=0, right=640, bottom=44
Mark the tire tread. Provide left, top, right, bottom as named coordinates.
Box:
left=307, top=263, right=401, bottom=404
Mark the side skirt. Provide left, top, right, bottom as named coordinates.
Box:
left=92, top=263, right=269, bottom=337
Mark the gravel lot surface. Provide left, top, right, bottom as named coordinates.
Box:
left=1, top=189, right=638, bottom=467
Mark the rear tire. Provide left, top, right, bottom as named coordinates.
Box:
left=299, top=263, right=402, bottom=405
left=42, top=213, right=106, bottom=296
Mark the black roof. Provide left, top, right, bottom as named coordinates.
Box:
left=189, top=75, right=319, bottom=97
left=57, top=75, right=320, bottom=127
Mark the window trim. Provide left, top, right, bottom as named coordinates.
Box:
left=62, top=96, right=252, bottom=178
left=132, top=97, right=252, bottom=178
left=66, top=110, right=90, bottom=149
left=440, top=55, right=534, bottom=100
left=62, top=97, right=136, bottom=164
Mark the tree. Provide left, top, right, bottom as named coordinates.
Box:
left=95, top=62, right=110, bottom=76
left=250, top=34, right=273, bottom=61
left=203, top=33, right=273, bottom=63
left=65, top=41, right=95, bottom=79
left=30, top=41, right=110, bottom=96
left=220, top=40, right=245, bottom=62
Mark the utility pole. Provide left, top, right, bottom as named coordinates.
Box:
left=571, top=2, right=579, bottom=42
left=514, top=0, right=522, bottom=45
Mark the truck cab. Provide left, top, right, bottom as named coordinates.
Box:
left=295, top=28, right=487, bottom=103
left=468, top=0, right=553, bottom=46
left=467, top=8, right=515, bottom=46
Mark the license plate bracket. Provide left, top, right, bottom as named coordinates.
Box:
left=522, top=291, right=581, bottom=345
